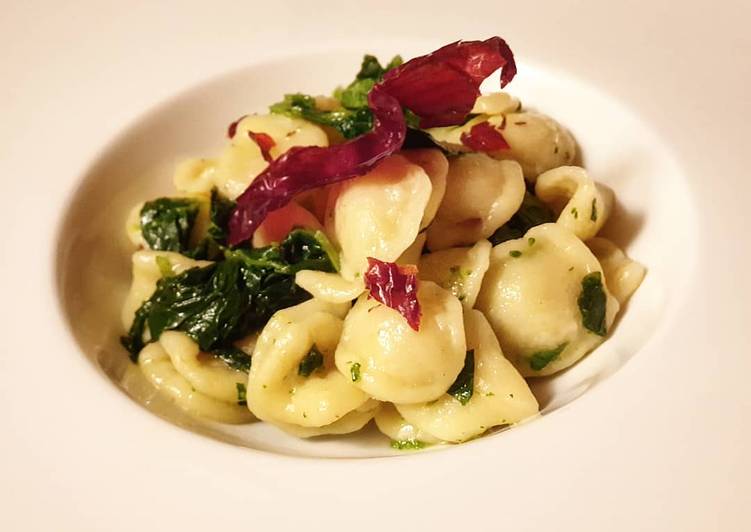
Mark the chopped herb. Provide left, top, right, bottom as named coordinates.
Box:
left=447, top=350, right=474, bottom=405
left=213, top=346, right=252, bottom=372
left=390, top=439, right=426, bottom=450
left=509, top=250, right=522, bottom=258
left=302, top=412, right=307, bottom=418
left=485, top=391, right=495, bottom=397
left=155, top=256, right=173, bottom=278
left=529, top=343, right=568, bottom=371
left=527, top=237, right=536, bottom=246
left=121, top=229, right=337, bottom=361
left=140, top=197, right=200, bottom=253
left=590, top=198, right=598, bottom=222
left=568, top=266, right=575, bottom=272
left=445, top=265, right=471, bottom=301
left=578, top=271, right=607, bottom=336
left=298, top=345, right=324, bottom=377
left=236, top=382, right=247, bottom=406
left=350, top=362, right=361, bottom=382
left=571, top=207, right=579, bottom=219
left=489, top=192, right=555, bottom=245
left=514, top=121, right=527, bottom=125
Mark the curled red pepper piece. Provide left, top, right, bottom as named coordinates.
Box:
left=364, top=258, right=422, bottom=331
left=228, top=37, right=517, bottom=245
left=227, top=115, right=248, bottom=139
left=460, top=121, right=510, bottom=152
left=247, top=131, right=276, bottom=163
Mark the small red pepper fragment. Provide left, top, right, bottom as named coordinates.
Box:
left=364, top=258, right=422, bottom=331
left=227, top=115, right=248, bottom=139
left=248, top=131, right=276, bottom=163
left=460, top=121, right=510, bottom=152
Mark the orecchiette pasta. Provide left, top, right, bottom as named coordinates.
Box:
left=334, top=281, right=466, bottom=404
left=397, top=232, right=427, bottom=266
left=329, top=154, right=432, bottom=280
left=138, top=341, right=254, bottom=424
left=470, top=92, right=521, bottom=115
left=294, top=270, right=365, bottom=304
left=401, top=149, right=449, bottom=229
left=587, top=237, right=646, bottom=305
left=374, top=403, right=441, bottom=445
left=247, top=298, right=369, bottom=427
left=174, top=114, right=329, bottom=199
left=495, top=112, right=577, bottom=180
left=173, top=158, right=218, bottom=196
left=272, top=399, right=381, bottom=438
left=418, top=239, right=492, bottom=309
left=427, top=154, right=525, bottom=250
left=121, top=250, right=211, bottom=330
left=396, top=310, right=539, bottom=442
left=535, top=166, right=613, bottom=241
left=475, top=223, right=620, bottom=377
left=125, top=201, right=147, bottom=247
left=159, top=331, right=248, bottom=404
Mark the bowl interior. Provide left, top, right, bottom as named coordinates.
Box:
left=55, top=49, right=694, bottom=458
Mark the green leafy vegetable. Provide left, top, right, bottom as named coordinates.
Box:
left=490, top=192, right=556, bottom=245
left=269, top=54, right=402, bottom=140
left=236, top=382, right=247, bottom=406
left=298, top=345, right=324, bottom=377
left=270, top=93, right=374, bottom=139
left=350, top=362, right=361, bottom=382
left=529, top=343, right=567, bottom=371
left=509, top=250, right=522, bottom=258
left=335, top=54, right=403, bottom=109
left=121, top=229, right=337, bottom=361
left=140, top=198, right=200, bottom=253
left=214, top=346, right=252, bottom=373
left=578, top=271, right=607, bottom=336
left=447, top=350, right=475, bottom=405
left=390, top=439, right=427, bottom=450
left=206, top=189, right=235, bottom=247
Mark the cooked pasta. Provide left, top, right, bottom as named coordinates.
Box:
left=426, top=154, right=525, bottom=250
left=476, top=223, right=620, bottom=377
left=118, top=40, right=645, bottom=449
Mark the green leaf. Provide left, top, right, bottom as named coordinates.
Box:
left=121, top=229, right=338, bottom=361
left=590, top=198, right=598, bottom=222
left=338, top=54, right=403, bottom=110
left=447, top=350, right=475, bottom=405
left=578, top=271, right=607, bottom=336
left=214, top=346, right=252, bottom=373
left=270, top=93, right=373, bottom=139
left=140, top=198, right=200, bottom=253
left=490, top=192, right=556, bottom=245
left=298, top=345, right=324, bottom=377
left=390, top=439, right=426, bottom=450
left=529, top=343, right=568, bottom=371
left=236, top=382, right=247, bottom=406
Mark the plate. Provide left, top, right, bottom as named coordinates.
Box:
left=1, top=1, right=749, bottom=530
